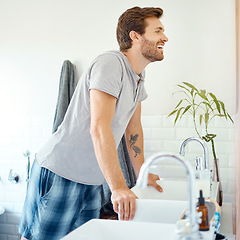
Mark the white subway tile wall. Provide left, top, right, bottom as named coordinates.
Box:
left=0, top=115, right=53, bottom=240
left=0, top=114, right=236, bottom=239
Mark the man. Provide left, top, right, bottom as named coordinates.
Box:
left=19, top=6, right=168, bottom=240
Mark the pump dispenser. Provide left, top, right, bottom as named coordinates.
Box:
left=196, top=190, right=209, bottom=231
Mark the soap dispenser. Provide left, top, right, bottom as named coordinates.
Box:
left=196, top=190, right=209, bottom=231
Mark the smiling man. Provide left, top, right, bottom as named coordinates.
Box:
left=140, top=18, right=166, bottom=62
left=19, top=6, right=168, bottom=240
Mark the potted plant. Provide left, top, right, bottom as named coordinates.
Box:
left=168, top=82, right=234, bottom=206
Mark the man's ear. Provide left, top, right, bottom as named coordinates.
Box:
left=129, top=31, right=141, bottom=42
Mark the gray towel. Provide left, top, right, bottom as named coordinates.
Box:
left=52, top=60, right=77, bottom=133
left=101, top=134, right=136, bottom=212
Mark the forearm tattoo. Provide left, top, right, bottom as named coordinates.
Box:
left=129, top=134, right=141, bottom=158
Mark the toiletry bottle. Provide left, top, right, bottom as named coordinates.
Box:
left=195, top=157, right=211, bottom=198
left=196, top=190, right=209, bottom=231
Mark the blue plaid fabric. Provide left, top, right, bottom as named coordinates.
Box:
left=19, top=160, right=101, bottom=240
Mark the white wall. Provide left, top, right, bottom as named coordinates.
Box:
left=0, top=0, right=237, bottom=239
left=143, top=0, right=236, bottom=115
left=0, top=0, right=236, bottom=117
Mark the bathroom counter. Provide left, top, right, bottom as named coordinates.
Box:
left=219, top=203, right=234, bottom=237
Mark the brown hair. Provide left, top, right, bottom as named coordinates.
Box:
left=116, top=6, right=163, bottom=51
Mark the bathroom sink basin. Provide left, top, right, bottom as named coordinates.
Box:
left=61, top=219, right=215, bottom=240
left=62, top=220, right=177, bottom=240
left=61, top=179, right=217, bottom=239
left=131, top=181, right=220, bottom=225
left=132, top=199, right=187, bottom=223
left=0, top=205, right=5, bottom=215
left=131, top=179, right=219, bottom=202
left=61, top=197, right=216, bottom=240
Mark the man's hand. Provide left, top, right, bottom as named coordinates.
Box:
left=111, top=188, right=138, bottom=221
left=148, top=173, right=163, bottom=192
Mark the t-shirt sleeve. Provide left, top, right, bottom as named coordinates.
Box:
left=88, top=54, right=123, bottom=98
left=139, top=85, right=148, bottom=102
left=138, top=71, right=148, bottom=102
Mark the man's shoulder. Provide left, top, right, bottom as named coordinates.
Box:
left=88, top=51, right=126, bottom=73
left=94, top=51, right=125, bottom=64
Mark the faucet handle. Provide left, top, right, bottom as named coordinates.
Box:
left=8, top=169, right=19, bottom=184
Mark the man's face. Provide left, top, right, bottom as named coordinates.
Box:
left=140, top=17, right=168, bottom=62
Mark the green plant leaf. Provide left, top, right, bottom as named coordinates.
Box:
left=201, top=101, right=214, bottom=111
left=182, top=82, right=199, bottom=92
left=219, top=101, right=227, bottom=119
left=209, top=93, right=221, bottom=113
left=174, top=108, right=183, bottom=125
left=180, top=105, right=191, bottom=117
left=199, top=115, right=203, bottom=125
left=205, top=112, right=209, bottom=125
left=195, top=102, right=206, bottom=112
left=227, top=113, right=234, bottom=123
left=177, top=84, right=191, bottom=94
left=175, top=99, right=183, bottom=109
left=191, top=88, right=194, bottom=96
left=169, top=82, right=234, bottom=146
left=167, top=109, right=178, bottom=118
left=209, top=92, right=217, bottom=101
left=213, top=100, right=221, bottom=113
left=197, top=90, right=209, bottom=101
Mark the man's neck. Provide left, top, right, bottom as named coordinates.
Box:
left=121, top=49, right=150, bottom=75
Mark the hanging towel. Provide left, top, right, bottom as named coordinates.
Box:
left=52, top=60, right=77, bottom=133
left=100, top=134, right=136, bottom=216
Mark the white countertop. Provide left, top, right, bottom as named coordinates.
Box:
left=218, top=203, right=236, bottom=240
left=220, top=203, right=233, bottom=235
left=61, top=219, right=216, bottom=240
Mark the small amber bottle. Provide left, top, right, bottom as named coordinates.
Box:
left=196, top=190, right=209, bottom=231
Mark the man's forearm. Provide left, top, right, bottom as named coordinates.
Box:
left=124, top=103, right=162, bottom=193
left=89, top=89, right=137, bottom=221
left=91, top=125, right=127, bottom=191
left=91, top=124, right=138, bottom=220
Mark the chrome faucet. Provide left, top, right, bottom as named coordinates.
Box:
left=136, top=152, right=199, bottom=239
left=179, top=137, right=209, bottom=170
left=23, top=149, right=31, bottom=187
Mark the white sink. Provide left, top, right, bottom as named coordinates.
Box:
left=61, top=219, right=215, bottom=240
left=60, top=180, right=218, bottom=240
left=61, top=188, right=217, bottom=240
left=0, top=205, right=5, bottom=215
left=130, top=180, right=219, bottom=226
left=131, top=179, right=219, bottom=202
left=132, top=199, right=187, bottom=224
left=61, top=180, right=218, bottom=240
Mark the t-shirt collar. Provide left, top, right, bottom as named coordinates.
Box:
left=119, top=51, right=145, bottom=82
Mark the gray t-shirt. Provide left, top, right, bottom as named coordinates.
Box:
left=36, top=51, right=148, bottom=185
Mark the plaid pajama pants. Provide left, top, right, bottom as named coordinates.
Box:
left=19, top=160, right=102, bottom=240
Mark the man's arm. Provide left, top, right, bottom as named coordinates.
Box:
left=125, top=102, right=163, bottom=192
left=90, top=89, right=137, bottom=221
